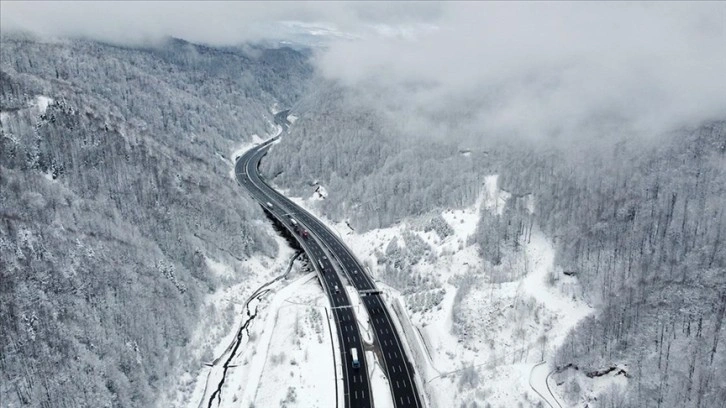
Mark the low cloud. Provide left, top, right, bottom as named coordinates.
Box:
left=3, top=2, right=724, bottom=142
left=317, top=2, right=726, bottom=142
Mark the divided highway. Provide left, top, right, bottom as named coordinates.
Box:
left=237, top=139, right=371, bottom=408
left=235, top=138, right=423, bottom=408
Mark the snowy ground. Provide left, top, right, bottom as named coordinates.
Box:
left=281, top=175, right=598, bottom=407
left=158, top=233, right=299, bottom=407
left=223, top=272, right=336, bottom=408
left=34, top=95, right=54, bottom=114
left=0, top=94, right=54, bottom=125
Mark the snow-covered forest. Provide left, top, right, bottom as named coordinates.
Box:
left=262, top=81, right=726, bottom=407
left=262, top=83, right=489, bottom=230
left=0, top=36, right=311, bottom=406
left=506, top=127, right=726, bottom=407
left=2, top=2, right=724, bottom=407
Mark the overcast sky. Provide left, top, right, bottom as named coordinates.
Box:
left=1, top=2, right=443, bottom=45
left=3, top=1, right=725, bottom=141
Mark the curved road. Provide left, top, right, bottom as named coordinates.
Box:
left=236, top=138, right=423, bottom=408
left=237, top=139, right=371, bottom=408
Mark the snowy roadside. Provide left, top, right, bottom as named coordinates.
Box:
left=220, top=271, right=336, bottom=408
left=157, top=233, right=298, bottom=407
left=160, top=238, right=343, bottom=408
left=276, top=175, right=597, bottom=407
left=215, top=107, right=283, bottom=180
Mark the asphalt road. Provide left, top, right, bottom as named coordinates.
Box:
left=235, top=138, right=423, bottom=408
left=236, top=140, right=372, bottom=408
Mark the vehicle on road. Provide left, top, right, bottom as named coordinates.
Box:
left=266, top=201, right=273, bottom=208
left=351, top=348, right=360, bottom=368
left=318, top=259, right=325, bottom=270
left=334, top=284, right=340, bottom=293
left=289, top=217, right=306, bottom=236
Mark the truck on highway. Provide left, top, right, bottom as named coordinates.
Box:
left=351, top=347, right=360, bottom=368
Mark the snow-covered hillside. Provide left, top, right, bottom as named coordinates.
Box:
left=283, top=175, right=599, bottom=407
left=0, top=38, right=314, bottom=408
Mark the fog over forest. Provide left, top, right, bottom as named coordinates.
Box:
left=5, top=2, right=725, bottom=142
left=2, top=2, right=725, bottom=408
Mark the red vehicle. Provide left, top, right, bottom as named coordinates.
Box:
left=301, top=229, right=309, bottom=239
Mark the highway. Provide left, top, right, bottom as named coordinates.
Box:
left=236, top=139, right=372, bottom=408
left=235, top=137, right=423, bottom=408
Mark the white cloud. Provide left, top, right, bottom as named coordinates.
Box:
left=316, top=2, right=726, bottom=141
left=3, top=2, right=723, bottom=141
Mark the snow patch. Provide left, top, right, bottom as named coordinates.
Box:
left=520, top=231, right=592, bottom=349
left=586, top=367, right=629, bottom=403
left=34, top=96, right=54, bottom=114
left=482, top=174, right=510, bottom=215
left=525, top=194, right=536, bottom=214
left=554, top=364, right=630, bottom=407
left=238, top=273, right=334, bottom=408
left=204, top=256, right=235, bottom=278
left=368, top=351, right=394, bottom=408
left=42, top=171, right=57, bottom=182
left=231, top=134, right=266, bottom=162
left=228, top=134, right=266, bottom=180
left=227, top=107, right=284, bottom=180
left=313, top=184, right=328, bottom=200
